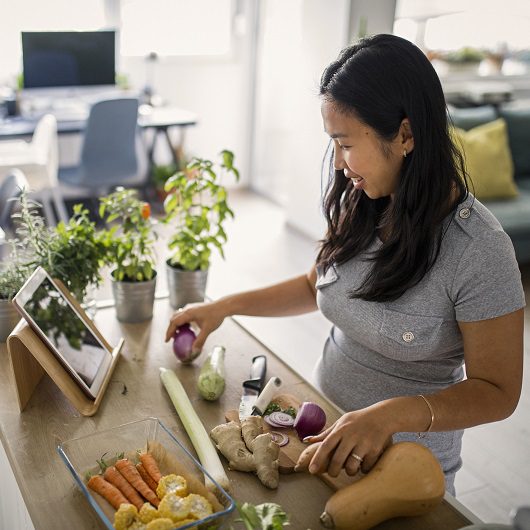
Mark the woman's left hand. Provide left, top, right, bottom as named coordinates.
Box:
left=299, top=408, right=393, bottom=477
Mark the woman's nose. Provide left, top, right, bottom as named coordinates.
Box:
left=333, top=147, right=345, bottom=171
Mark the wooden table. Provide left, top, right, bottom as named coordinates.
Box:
left=0, top=299, right=480, bottom=529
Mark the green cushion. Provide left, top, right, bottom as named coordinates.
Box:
left=498, top=106, right=530, bottom=178
left=448, top=105, right=498, bottom=131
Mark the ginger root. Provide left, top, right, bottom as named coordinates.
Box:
left=241, top=415, right=263, bottom=449
left=210, top=417, right=280, bottom=489
left=210, top=422, right=255, bottom=472
left=251, top=433, right=280, bottom=489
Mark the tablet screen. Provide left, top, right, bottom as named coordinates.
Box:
left=20, top=276, right=109, bottom=388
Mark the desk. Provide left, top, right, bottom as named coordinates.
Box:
left=0, top=299, right=480, bottom=529
left=0, top=106, right=198, bottom=172
left=138, top=105, right=197, bottom=171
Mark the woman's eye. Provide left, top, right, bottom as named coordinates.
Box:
left=339, top=145, right=351, bottom=151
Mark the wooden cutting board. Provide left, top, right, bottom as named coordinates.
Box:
left=225, top=393, right=362, bottom=491
left=224, top=393, right=305, bottom=474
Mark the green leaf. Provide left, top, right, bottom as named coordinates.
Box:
left=235, top=502, right=290, bottom=530
left=221, top=149, right=234, bottom=169
left=236, top=503, right=261, bottom=530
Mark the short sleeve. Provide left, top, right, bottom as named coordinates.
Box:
left=452, top=231, right=525, bottom=321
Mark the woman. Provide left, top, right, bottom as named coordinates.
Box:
left=165, top=34, right=524, bottom=494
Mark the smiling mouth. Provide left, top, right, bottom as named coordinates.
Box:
left=348, top=174, right=365, bottom=190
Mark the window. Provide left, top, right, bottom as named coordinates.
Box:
left=120, top=0, right=233, bottom=57
left=394, top=0, right=530, bottom=77
left=0, top=0, right=106, bottom=85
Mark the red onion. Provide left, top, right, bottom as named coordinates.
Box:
left=172, top=324, right=199, bottom=363
left=293, top=401, right=326, bottom=440
left=268, top=411, right=295, bottom=427
left=269, top=431, right=289, bottom=447
left=264, top=414, right=291, bottom=429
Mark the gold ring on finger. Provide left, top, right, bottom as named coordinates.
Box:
left=350, top=451, right=363, bottom=463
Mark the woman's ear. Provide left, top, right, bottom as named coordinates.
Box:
left=400, top=118, right=414, bottom=153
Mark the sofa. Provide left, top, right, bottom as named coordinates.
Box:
left=449, top=102, right=530, bottom=263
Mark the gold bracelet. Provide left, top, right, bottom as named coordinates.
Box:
left=417, top=394, right=434, bottom=439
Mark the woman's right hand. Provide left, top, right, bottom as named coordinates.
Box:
left=164, top=301, right=228, bottom=353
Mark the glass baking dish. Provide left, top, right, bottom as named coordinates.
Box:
left=57, top=417, right=235, bottom=529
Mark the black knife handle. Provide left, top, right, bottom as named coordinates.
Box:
left=243, top=355, right=267, bottom=393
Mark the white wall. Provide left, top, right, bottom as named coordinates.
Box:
left=250, top=0, right=350, bottom=240
left=250, top=0, right=398, bottom=241
left=119, top=2, right=256, bottom=185
left=283, top=0, right=351, bottom=240
left=349, top=0, right=398, bottom=39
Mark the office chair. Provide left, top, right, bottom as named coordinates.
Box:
left=0, top=114, right=69, bottom=225
left=58, top=98, right=148, bottom=200
left=0, top=168, right=29, bottom=236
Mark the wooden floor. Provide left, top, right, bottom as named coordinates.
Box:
left=201, top=189, right=530, bottom=525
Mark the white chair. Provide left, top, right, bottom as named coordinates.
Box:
left=0, top=114, right=69, bottom=225
left=0, top=168, right=29, bottom=235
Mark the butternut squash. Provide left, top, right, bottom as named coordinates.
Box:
left=320, top=441, right=445, bottom=530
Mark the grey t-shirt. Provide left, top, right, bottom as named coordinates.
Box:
left=314, top=194, right=525, bottom=494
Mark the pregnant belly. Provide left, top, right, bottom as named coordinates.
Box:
left=314, top=330, right=463, bottom=412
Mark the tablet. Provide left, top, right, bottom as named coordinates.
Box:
left=12, top=267, right=114, bottom=400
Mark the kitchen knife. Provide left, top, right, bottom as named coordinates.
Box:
left=238, top=355, right=267, bottom=420
left=239, top=375, right=282, bottom=420
left=246, top=355, right=267, bottom=393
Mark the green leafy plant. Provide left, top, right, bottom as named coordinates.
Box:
left=163, top=149, right=239, bottom=271
left=99, top=187, right=157, bottom=282
left=12, top=194, right=109, bottom=300
left=0, top=240, right=30, bottom=300
left=443, top=47, right=485, bottom=64
left=234, top=502, right=290, bottom=530
left=152, top=163, right=179, bottom=192
left=4, top=194, right=110, bottom=348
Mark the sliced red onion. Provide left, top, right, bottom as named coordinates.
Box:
left=268, top=411, right=295, bottom=427
left=263, top=414, right=285, bottom=428
left=293, top=401, right=326, bottom=440
left=172, top=324, right=199, bottom=363
left=269, top=431, right=289, bottom=447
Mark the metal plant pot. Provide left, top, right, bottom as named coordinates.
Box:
left=0, top=299, right=21, bottom=342
left=166, top=260, right=208, bottom=309
left=111, top=271, right=157, bottom=323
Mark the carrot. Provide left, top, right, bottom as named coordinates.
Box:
left=87, top=475, right=129, bottom=510
left=115, top=458, right=160, bottom=507
left=137, top=463, right=158, bottom=492
left=139, top=452, right=162, bottom=484
left=103, top=466, right=144, bottom=510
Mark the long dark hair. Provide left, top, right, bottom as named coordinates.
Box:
left=316, top=34, right=468, bottom=302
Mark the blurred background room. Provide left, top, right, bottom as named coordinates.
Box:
left=1, top=1, right=530, bottom=527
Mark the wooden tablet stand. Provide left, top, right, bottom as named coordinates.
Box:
left=6, top=279, right=123, bottom=416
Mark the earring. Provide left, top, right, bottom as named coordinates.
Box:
left=403, top=149, right=407, bottom=158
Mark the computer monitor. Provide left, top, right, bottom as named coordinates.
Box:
left=21, top=31, right=116, bottom=89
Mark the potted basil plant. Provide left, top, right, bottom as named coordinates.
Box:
left=99, top=187, right=158, bottom=322
left=163, top=150, right=239, bottom=309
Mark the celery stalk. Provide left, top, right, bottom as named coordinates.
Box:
left=159, top=367, right=230, bottom=492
